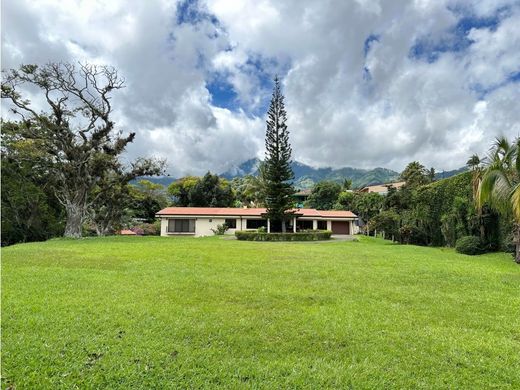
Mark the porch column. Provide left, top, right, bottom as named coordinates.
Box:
left=327, top=220, right=332, bottom=231
left=312, top=219, right=318, bottom=230
left=267, top=218, right=271, bottom=233
left=293, top=217, right=297, bottom=233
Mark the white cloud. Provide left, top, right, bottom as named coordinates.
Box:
left=2, top=0, right=520, bottom=176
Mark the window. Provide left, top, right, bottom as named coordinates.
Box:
left=168, top=219, right=195, bottom=233
left=225, top=218, right=237, bottom=229
left=296, top=220, right=313, bottom=230
left=246, top=219, right=267, bottom=229
left=317, top=221, right=327, bottom=230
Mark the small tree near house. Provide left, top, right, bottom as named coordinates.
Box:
left=263, top=76, right=295, bottom=232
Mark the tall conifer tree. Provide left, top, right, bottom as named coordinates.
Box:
left=264, top=76, right=295, bottom=232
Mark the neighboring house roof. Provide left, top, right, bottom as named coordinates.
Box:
left=156, top=207, right=357, bottom=218
left=294, top=189, right=312, bottom=196
left=120, top=229, right=137, bottom=235
left=359, top=181, right=406, bottom=193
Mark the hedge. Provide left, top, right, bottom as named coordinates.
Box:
left=235, top=230, right=332, bottom=241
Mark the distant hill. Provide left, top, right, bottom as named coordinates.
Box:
left=137, top=159, right=468, bottom=190
left=435, top=166, right=468, bottom=179
left=221, top=158, right=400, bottom=189
left=133, top=176, right=176, bottom=187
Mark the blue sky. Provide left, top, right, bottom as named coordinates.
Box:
left=2, top=0, right=519, bottom=176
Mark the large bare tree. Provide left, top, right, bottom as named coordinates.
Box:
left=1, top=63, right=163, bottom=237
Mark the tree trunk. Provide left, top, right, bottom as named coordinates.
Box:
left=515, top=226, right=520, bottom=264
left=479, top=212, right=485, bottom=241
left=64, top=203, right=84, bottom=238
left=281, top=220, right=286, bottom=233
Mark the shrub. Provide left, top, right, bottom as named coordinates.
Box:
left=131, top=227, right=145, bottom=236
left=399, top=225, right=428, bottom=245
left=455, top=236, right=484, bottom=255
left=235, top=230, right=332, bottom=241
left=129, top=223, right=160, bottom=236
left=257, top=226, right=267, bottom=233
left=211, top=223, right=229, bottom=235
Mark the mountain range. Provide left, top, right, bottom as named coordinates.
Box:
left=220, top=158, right=401, bottom=189
left=139, top=158, right=467, bottom=190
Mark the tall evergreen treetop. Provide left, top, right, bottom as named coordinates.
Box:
left=264, top=76, right=295, bottom=231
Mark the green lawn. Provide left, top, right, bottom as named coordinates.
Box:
left=2, top=236, right=519, bottom=389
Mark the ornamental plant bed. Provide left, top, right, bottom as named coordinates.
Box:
left=235, top=230, right=332, bottom=241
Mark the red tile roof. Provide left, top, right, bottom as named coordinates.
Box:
left=119, top=229, right=137, bottom=235
left=318, top=210, right=357, bottom=218
left=156, top=207, right=356, bottom=218
left=156, top=207, right=266, bottom=216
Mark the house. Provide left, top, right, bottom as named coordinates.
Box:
left=359, top=181, right=405, bottom=195
left=293, top=189, right=311, bottom=206
left=156, top=207, right=359, bottom=237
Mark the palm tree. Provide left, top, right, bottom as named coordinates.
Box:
left=239, top=162, right=269, bottom=207
left=342, top=179, right=353, bottom=191
left=478, top=137, right=520, bottom=263
left=467, top=154, right=486, bottom=240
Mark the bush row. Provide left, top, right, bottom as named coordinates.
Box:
left=235, top=230, right=332, bottom=241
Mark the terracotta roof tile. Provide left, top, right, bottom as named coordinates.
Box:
left=120, top=229, right=137, bottom=235
left=156, top=207, right=267, bottom=216
left=317, top=210, right=357, bottom=218
left=156, top=207, right=357, bottom=218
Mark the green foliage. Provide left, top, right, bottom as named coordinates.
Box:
left=168, top=173, right=234, bottom=207
left=398, top=224, right=428, bottom=245
left=351, top=192, right=384, bottom=222
left=369, top=210, right=400, bottom=239
left=129, top=180, right=169, bottom=222
left=1, top=121, right=63, bottom=245
left=264, top=77, right=295, bottom=228
left=334, top=191, right=355, bottom=210
left=211, top=224, right=229, bottom=235
left=190, top=172, right=234, bottom=207
left=342, top=179, right=353, bottom=190
left=307, top=181, right=342, bottom=210
left=412, top=172, right=476, bottom=246
left=235, top=230, right=332, bottom=241
left=369, top=163, right=506, bottom=251
left=439, top=196, right=473, bottom=247
left=478, top=137, right=520, bottom=263
left=455, top=236, right=484, bottom=255
left=400, top=161, right=433, bottom=188
left=230, top=162, right=268, bottom=207
left=167, top=176, right=199, bottom=206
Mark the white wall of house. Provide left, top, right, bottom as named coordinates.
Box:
left=160, top=216, right=360, bottom=237
left=160, top=217, right=241, bottom=237
left=196, top=218, right=226, bottom=237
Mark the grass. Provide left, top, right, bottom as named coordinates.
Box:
left=2, top=236, right=519, bottom=389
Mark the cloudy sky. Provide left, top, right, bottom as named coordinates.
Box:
left=2, top=0, right=520, bottom=176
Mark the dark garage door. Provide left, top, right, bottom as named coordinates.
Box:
left=331, top=221, right=350, bottom=234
